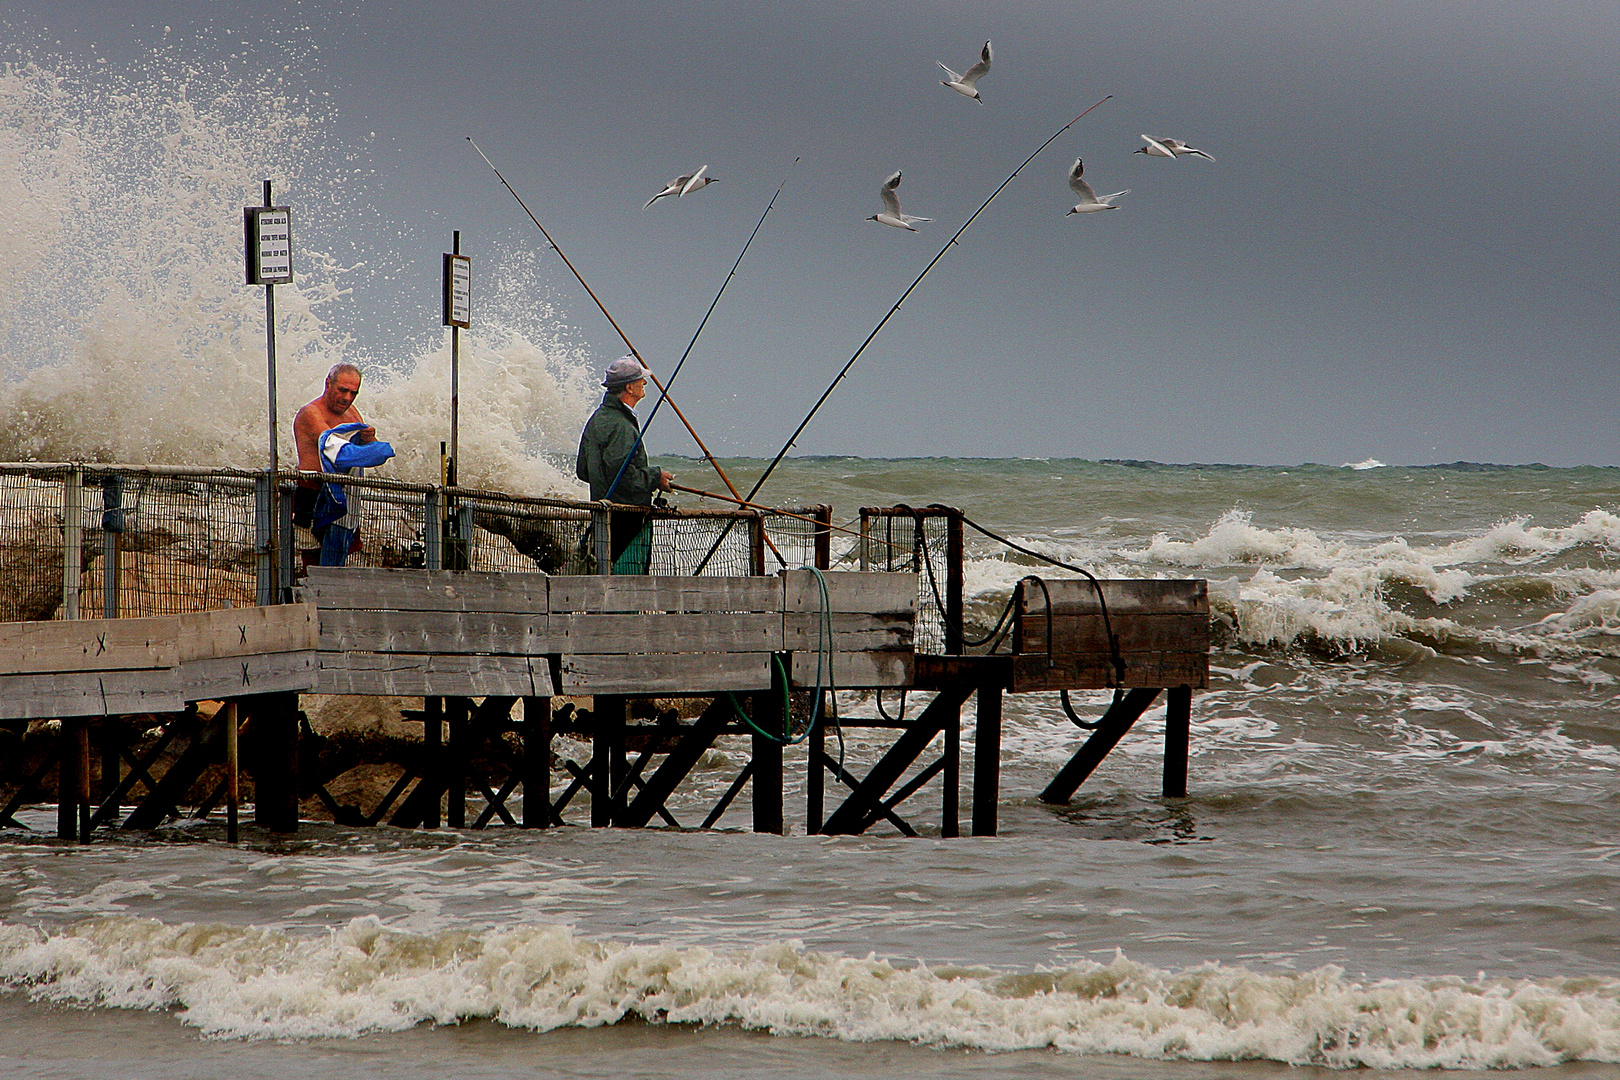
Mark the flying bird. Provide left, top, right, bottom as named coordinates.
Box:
left=938, top=40, right=993, bottom=102
left=1066, top=159, right=1128, bottom=215
left=679, top=164, right=718, bottom=194
left=644, top=166, right=718, bottom=209
left=867, top=170, right=932, bottom=231
left=1134, top=135, right=1215, bottom=161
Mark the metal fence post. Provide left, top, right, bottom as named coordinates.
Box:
left=424, top=488, right=442, bottom=570
left=255, top=473, right=273, bottom=606
left=101, top=473, right=123, bottom=618
left=591, top=505, right=612, bottom=574
left=458, top=502, right=475, bottom=570
left=277, top=480, right=294, bottom=601
left=946, top=509, right=964, bottom=654
left=62, top=468, right=82, bottom=619
left=749, top=514, right=766, bottom=576
left=858, top=510, right=870, bottom=571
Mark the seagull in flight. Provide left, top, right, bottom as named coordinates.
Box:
left=867, top=170, right=932, bottom=231
left=644, top=165, right=719, bottom=209
left=1066, top=159, right=1128, bottom=215
left=938, top=40, right=992, bottom=103
left=1134, top=135, right=1215, bottom=161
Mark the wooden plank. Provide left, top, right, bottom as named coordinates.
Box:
left=1019, top=579, right=1208, bottom=617
left=0, top=615, right=179, bottom=674
left=1011, top=651, right=1208, bottom=691
left=791, top=649, right=913, bottom=689
left=783, top=570, right=915, bottom=614
left=549, top=612, right=782, bottom=653
left=303, top=566, right=550, bottom=613
left=174, top=604, right=319, bottom=661
left=0, top=669, right=184, bottom=719
left=316, top=608, right=545, bottom=655
left=1017, top=611, right=1210, bottom=655
left=559, top=651, right=772, bottom=694
left=783, top=611, right=913, bottom=652
left=548, top=575, right=783, bottom=614
left=179, top=651, right=318, bottom=700
left=319, top=608, right=783, bottom=656
left=314, top=652, right=550, bottom=697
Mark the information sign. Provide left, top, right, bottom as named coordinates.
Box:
left=244, top=206, right=294, bottom=285
left=443, top=253, right=471, bottom=328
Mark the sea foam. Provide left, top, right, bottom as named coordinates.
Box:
left=1, top=916, right=1616, bottom=1068
left=0, top=45, right=599, bottom=495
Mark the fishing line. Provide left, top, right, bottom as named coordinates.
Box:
left=465, top=137, right=763, bottom=528
left=692, top=95, right=1114, bottom=573
left=605, top=157, right=801, bottom=505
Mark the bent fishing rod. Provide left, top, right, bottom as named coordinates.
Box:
left=693, top=94, right=1113, bottom=573
left=604, top=157, right=801, bottom=506
left=466, top=137, right=760, bottom=521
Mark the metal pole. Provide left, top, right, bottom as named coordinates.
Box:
left=263, top=179, right=281, bottom=603
left=450, top=230, right=460, bottom=490
left=62, top=468, right=82, bottom=619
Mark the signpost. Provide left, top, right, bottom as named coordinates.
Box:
left=442, top=232, right=471, bottom=487
left=245, top=181, right=293, bottom=600
left=441, top=233, right=471, bottom=570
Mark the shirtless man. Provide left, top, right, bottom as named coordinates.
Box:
left=291, top=363, right=375, bottom=530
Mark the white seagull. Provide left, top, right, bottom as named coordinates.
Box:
left=1134, top=135, right=1215, bottom=161
left=938, top=40, right=992, bottom=103
left=644, top=166, right=718, bottom=209
left=1066, top=159, right=1128, bottom=215
left=867, top=170, right=932, bottom=231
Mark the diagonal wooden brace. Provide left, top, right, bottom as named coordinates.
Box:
left=1038, top=688, right=1163, bottom=804
left=821, top=684, right=972, bottom=835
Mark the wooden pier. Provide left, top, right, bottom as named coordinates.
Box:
left=0, top=523, right=1209, bottom=841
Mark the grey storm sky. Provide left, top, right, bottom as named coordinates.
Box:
left=11, top=0, right=1620, bottom=466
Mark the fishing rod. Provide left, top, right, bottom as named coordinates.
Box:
left=605, top=157, right=801, bottom=506
left=692, top=94, right=1114, bottom=573
left=465, top=137, right=761, bottom=524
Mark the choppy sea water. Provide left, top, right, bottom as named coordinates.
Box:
left=4, top=459, right=1620, bottom=1077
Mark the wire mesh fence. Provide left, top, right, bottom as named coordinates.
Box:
left=0, top=465, right=849, bottom=622
left=857, top=507, right=963, bottom=655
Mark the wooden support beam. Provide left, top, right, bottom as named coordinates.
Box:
left=58, top=718, right=89, bottom=842
left=701, top=761, right=754, bottom=829
left=1163, top=685, right=1192, bottom=798
left=522, top=696, right=551, bottom=828
left=942, top=702, right=959, bottom=838
left=620, top=696, right=728, bottom=829
left=88, top=727, right=179, bottom=830
left=821, top=685, right=971, bottom=835
left=751, top=676, right=784, bottom=834
left=224, top=701, right=239, bottom=843
left=1, top=749, right=60, bottom=828
left=1038, top=688, right=1163, bottom=805
left=422, top=696, right=442, bottom=828
left=972, top=686, right=1002, bottom=837
left=123, top=711, right=219, bottom=831
left=246, top=692, right=300, bottom=832
left=856, top=755, right=946, bottom=834
left=806, top=701, right=825, bottom=834
left=819, top=750, right=916, bottom=836
left=592, top=696, right=625, bottom=827
left=446, top=696, right=468, bottom=829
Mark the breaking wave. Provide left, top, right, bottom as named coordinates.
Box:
left=0, top=40, right=598, bottom=493
left=958, top=508, right=1620, bottom=660
left=1, top=916, right=1616, bottom=1068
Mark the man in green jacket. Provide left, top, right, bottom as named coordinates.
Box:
left=575, top=356, right=673, bottom=572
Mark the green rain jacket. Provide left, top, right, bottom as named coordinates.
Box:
left=575, top=392, right=658, bottom=504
